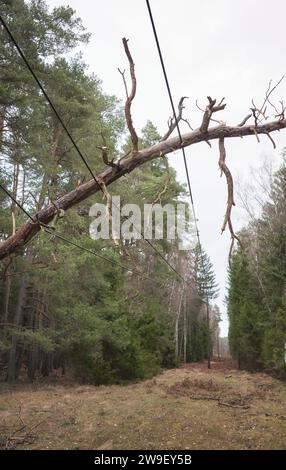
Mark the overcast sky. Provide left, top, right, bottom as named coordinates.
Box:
left=48, top=0, right=286, bottom=335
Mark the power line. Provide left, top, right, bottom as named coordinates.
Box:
left=44, top=229, right=161, bottom=284
left=0, top=182, right=168, bottom=285
left=145, top=0, right=203, bottom=254
left=144, top=238, right=186, bottom=283
left=0, top=14, right=98, bottom=183
left=1, top=178, right=207, bottom=303
left=1, top=178, right=186, bottom=284
left=145, top=0, right=212, bottom=365
left=1, top=179, right=186, bottom=284
left=0, top=13, right=189, bottom=286
left=0, top=182, right=35, bottom=222
left=2, top=181, right=207, bottom=306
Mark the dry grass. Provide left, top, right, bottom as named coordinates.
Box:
left=0, top=361, right=286, bottom=450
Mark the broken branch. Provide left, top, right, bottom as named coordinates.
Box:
left=97, top=145, right=119, bottom=169
left=218, top=137, right=241, bottom=262
left=161, top=96, right=191, bottom=141
left=120, top=38, right=139, bottom=153
left=0, top=117, right=285, bottom=261
left=200, top=96, right=226, bottom=133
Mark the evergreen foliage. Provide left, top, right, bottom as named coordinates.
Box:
left=0, top=0, right=220, bottom=383
left=227, top=152, right=286, bottom=376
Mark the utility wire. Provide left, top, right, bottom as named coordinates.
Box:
left=0, top=182, right=167, bottom=285
left=0, top=13, right=189, bottom=287
left=44, top=229, right=163, bottom=284
left=145, top=0, right=212, bottom=366
left=0, top=182, right=35, bottom=222
left=1, top=179, right=206, bottom=302
left=144, top=238, right=186, bottom=283
left=145, top=0, right=203, bottom=254
left=1, top=179, right=186, bottom=284
left=2, top=183, right=207, bottom=305
left=0, top=14, right=98, bottom=182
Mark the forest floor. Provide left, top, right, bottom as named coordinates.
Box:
left=0, top=360, right=286, bottom=450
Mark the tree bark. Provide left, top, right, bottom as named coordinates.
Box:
left=27, top=294, right=37, bottom=382
left=206, top=300, right=211, bottom=369
left=11, top=162, right=20, bottom=236
left=217, top=330, right=220, bottom=360
left=0, top=105, right=6, bottom=149
left=3, top=274, right=12, bottom=324
left=183, top=289, right=187, bottom=363
left=2, top=257, right=13, bottom=324
left=0, top=118, right=285, bottom=260
left=7, top=275, right=27, bottom=382
left=175, top=286, right=184, bottom=363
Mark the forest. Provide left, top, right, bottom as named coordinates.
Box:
left=228, top=154, right=286, bottom=376
left=0, top=0, right=220, bottom=384
left=0, top=0, right=285, bottom=455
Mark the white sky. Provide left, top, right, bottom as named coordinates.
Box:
left=47, top=0, right=286, bottom=336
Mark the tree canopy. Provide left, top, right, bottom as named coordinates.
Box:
left=0, top=0, right=220, bottom=383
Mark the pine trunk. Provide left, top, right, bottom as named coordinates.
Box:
left=7, top=276, right=27, bottom=382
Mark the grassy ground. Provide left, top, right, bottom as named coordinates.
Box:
left=1, top=361, right=286, bottom=450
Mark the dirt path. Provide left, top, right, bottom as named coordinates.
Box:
left=1, top=361, right=286, bottom=450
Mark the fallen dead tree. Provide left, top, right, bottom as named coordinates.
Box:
left=0, top=38, right=285, bottom=261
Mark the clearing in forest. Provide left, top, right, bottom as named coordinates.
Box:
left=0, top=361, right=286, bottom=450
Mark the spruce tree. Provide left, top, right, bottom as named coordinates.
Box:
left=193, top=244, right=219, bottom=368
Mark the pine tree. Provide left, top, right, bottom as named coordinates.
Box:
left=193, top=244, right=219, bottom=368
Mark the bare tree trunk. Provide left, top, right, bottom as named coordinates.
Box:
left=7, top=276, right=27, bottom=382
left=183, top=290, right=187, bottom=363
left=11, top=162, right=20, bottom=236
left=206, top=300, right=211, bottom=369
left=168, top=280, right=175, bottom=315
left=21, top=167, right=26, bottom=206
left=238, top=352, right=241, bottom=370
left=175, top=287, right=184, bottom=363
left=2, top=258, right=13, bottom=324
left=217, top=330, right=220, bottom=360
left=41, top=353, right=52, bottom=377
left=2, top=161, right=19, bottom=325
left=3, top=275, right=12, bottom=324
left=2, top=161, right=19, bottom=324
left=27, top=297, right=37, bottom=382
left=187, top=294, right=192, bottom=362
left=1, top=162, right=19, bottom=329
left=0, top=105, right=6, bottom=149
left=28, top=342, right=38, bottom=381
